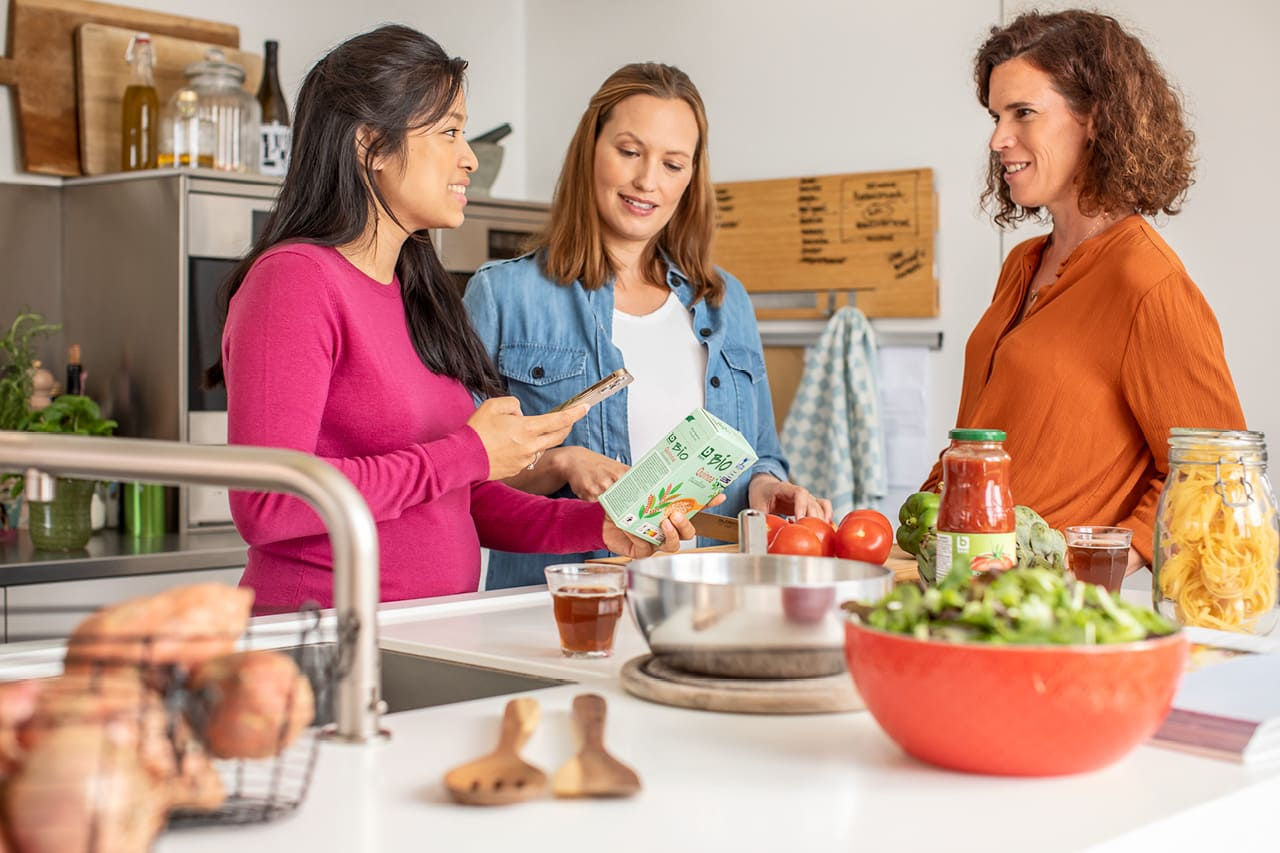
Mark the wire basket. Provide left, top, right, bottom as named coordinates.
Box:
left=0, top=602, right=345, bottom=849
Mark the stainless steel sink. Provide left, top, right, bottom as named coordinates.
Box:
left=282, top=643, right=567, bottom=726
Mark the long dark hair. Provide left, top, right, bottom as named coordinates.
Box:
left=204, top=24, right=503, bottom=397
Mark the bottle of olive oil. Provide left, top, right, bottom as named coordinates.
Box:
left=121, top=33, right=159, bottom=171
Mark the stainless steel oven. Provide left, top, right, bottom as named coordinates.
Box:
left=434, top=198, right=549, bottom=292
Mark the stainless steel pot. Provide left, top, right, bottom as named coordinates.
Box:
left=627, top=511, right=893, bottom=678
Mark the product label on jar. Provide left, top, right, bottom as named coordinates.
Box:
left=260, top=122, right=291, bottom=176
left=935, top=531, right=1017, bottom=581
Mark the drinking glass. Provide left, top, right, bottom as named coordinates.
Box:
left=1065, top=526, right=1133, bottom=592
left=544, top=564, right=627, bottom=658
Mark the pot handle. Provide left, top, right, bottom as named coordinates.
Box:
left=737, top=509, right=768, bottom=555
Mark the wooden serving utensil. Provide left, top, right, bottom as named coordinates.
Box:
left=443, top=697, right=547, bottom=805
left=552, top=693, right=642, bottom=798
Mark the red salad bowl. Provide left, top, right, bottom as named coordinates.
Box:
left=844, top=619, right=1189, bottom=776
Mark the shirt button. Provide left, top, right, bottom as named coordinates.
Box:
left=531, top=366, right=545, bottom=379
left=710, top=376, right=721, bottom=388
left=699, top=328, right=712, bottom=337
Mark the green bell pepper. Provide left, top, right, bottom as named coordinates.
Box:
left=896, top=491, right=939, bottom=556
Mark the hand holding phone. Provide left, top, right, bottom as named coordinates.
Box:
left=553, top=368, right=633, bottom=413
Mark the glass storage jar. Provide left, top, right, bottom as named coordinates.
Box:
left=935, top=428, right=1017, bottom=581
left=1154, top=428, right=1279, bottom=634
left=158, top=88, right=215, bottom=169
left=183, top=49, right=261, bottom=173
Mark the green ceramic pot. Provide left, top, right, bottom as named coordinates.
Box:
left=28, top=478, right=96, bottom=551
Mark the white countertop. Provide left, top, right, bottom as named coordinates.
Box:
left=123, top=582, right=1280, bottom=853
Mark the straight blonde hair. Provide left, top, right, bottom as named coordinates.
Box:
left=535, top=63, right=724, bottom=306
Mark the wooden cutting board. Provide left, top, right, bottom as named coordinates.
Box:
left=0, top=0, right=239, bottom=176
left=76, top=23, right=261, bottom=176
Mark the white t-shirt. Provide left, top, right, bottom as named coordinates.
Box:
left=612, top=292, right=708, bottom=464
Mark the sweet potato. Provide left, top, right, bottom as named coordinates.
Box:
left=4, top=726, right=168, bottom=853
left=188, top=650, right=315, bottom=759
left=0, top=680, right=43, bottom=777
left=65, top=584, right=253, bottom=672
left=19, top=673, right=226, bottom=812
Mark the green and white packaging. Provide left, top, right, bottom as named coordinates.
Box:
left=599, top=408, right=758, bottom=545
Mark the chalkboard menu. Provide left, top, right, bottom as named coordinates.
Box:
left=712, top=168, right=938, bottom=318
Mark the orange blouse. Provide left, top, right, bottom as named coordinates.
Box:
left=922, top=215, right=1246, bottom=562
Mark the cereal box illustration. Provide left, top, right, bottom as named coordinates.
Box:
left=599, top=408, right=757, bottom=545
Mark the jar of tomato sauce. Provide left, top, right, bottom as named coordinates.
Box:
left=935, top=429, right=1016, bottom=580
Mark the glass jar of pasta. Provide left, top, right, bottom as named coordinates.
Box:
left=1154, top=428, right=1279, bottom=634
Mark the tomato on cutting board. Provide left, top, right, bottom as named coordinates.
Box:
left=834, top=513, right=893, bottom=563
left=795, top=516, right=837, bottom=557
left=839, top=509, right=893, bottom=540
left=767, top=523, right=824, bottom=557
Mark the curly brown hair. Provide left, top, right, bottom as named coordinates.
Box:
left=974, top=9, right=1195, bottom=227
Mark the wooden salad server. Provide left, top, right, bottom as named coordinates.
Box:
left=443, top=697, right=547, bottom=805
left=552, top=693, right=642, bottom=798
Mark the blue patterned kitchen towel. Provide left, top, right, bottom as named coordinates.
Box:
left=780, top=306, right=887, bottom=517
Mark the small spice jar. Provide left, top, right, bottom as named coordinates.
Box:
left=935, top=428, right=1017, bottom=580
left=1154, top=428, right=1279, bottom=635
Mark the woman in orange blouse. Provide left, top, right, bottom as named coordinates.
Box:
left=922, top=10, right=1246, bottom=573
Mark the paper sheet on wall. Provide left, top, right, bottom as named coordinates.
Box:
left=876, top=346, right=933, bottom=513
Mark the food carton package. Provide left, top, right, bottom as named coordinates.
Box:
left=599, top=408, right=757, bottom=545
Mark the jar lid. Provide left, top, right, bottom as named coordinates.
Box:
left=184, top=48, right=246, bottom=83
left=1168, top=427, right=1267, bottom=461
left=949, top=428, right=1006, bottom=442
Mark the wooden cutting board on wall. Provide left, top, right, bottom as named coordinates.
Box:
left=0, top=0, right=239, bottom=176
left=76, top=23, right=261, bottom=176
left=712, top=168, right=939, bottom=318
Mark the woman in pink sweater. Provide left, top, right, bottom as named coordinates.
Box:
left=205, top=26, right=697, bottom=612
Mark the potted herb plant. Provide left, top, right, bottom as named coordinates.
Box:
left=0, top=311, right=59, bottom=539
left=23, top=394, right=117, bottom=550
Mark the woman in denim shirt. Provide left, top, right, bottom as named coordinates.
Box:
left=465, top=63, right=831, bottom=590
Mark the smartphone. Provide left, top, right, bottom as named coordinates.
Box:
left=553, top=368, right=634, bottom=413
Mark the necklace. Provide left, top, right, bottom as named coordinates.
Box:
left=1026, top=213, right=1113, bottom=308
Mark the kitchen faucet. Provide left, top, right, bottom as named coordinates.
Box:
left=0, top=430, right=384, bottom=743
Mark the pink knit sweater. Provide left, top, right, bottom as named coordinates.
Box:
left=222, top=243, right=606, bottom=611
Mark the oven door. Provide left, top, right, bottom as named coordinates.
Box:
left=185, top=192, right=273, bottom=528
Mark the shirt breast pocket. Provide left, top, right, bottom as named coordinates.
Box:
left=720, top=345, right=764, bottom=435
left=497, top=344, right=589, bottom=414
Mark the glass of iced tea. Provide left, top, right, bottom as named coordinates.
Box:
left=544, top=564, right=627, bottom=658
left=1065, top=526, right=1133, bottom=592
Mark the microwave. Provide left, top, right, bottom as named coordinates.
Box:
left=61, top=172, right=547, bottom=531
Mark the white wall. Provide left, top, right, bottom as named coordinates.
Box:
left=526, top=0, right=1280, bottom=480
left=0, top=0, right=529, bottom=198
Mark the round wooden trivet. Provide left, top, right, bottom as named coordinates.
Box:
left=620, top=654, right=863, bottom=714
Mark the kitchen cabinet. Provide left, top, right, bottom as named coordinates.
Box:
left=4, top=565, right=243, bottom=642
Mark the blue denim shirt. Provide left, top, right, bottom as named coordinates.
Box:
left=464, top=252, right=790, bottom=589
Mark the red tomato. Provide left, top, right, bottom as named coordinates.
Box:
left=795, top=516, right=837, bottom=557
left=839, top=509, right=893, bottom=541
left=767, top=523, right=823, bottom=557
left=834, top=515, right=892, bottom=563
left=765, top=514, right=789, bottom=537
